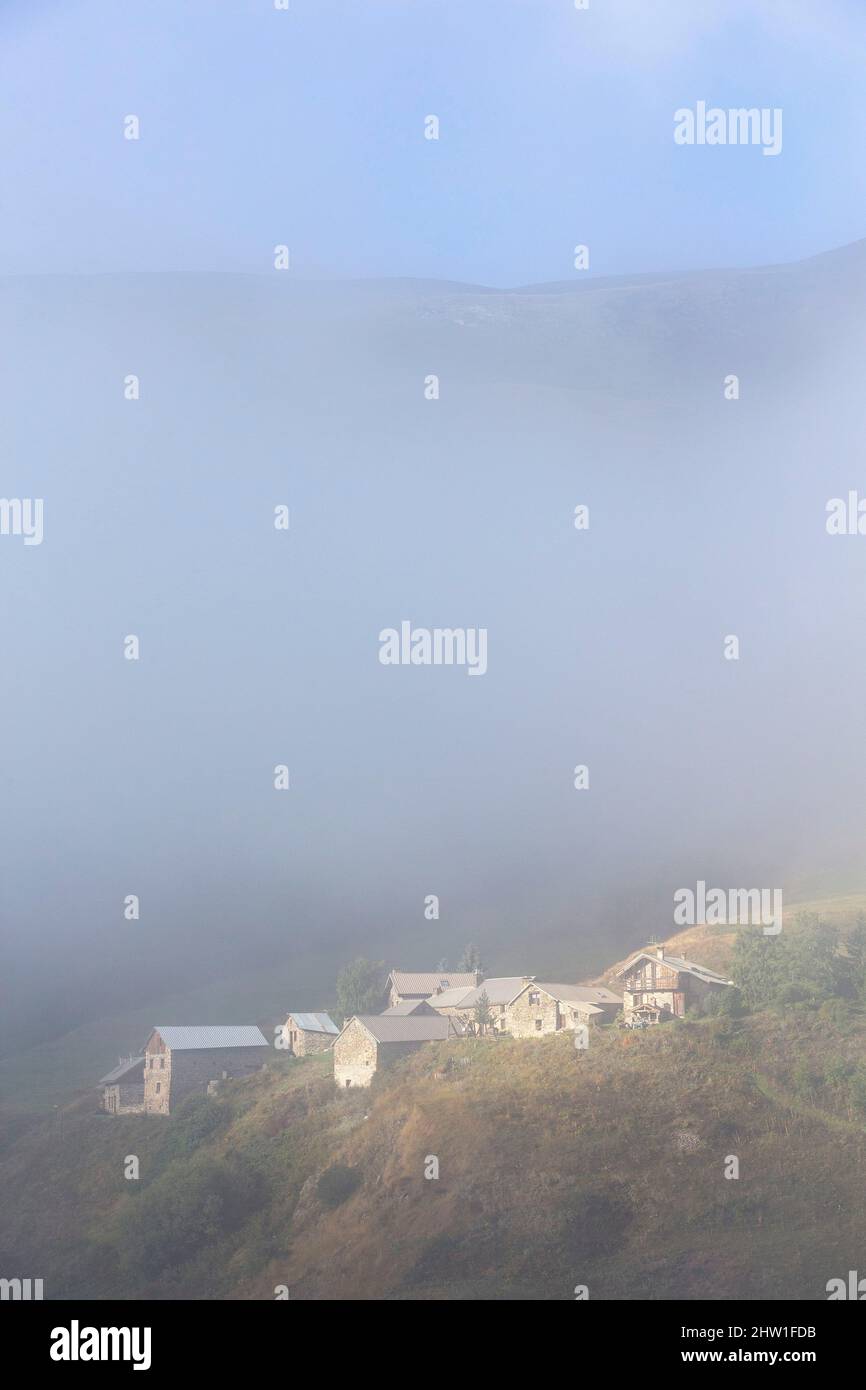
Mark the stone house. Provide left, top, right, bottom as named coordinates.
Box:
left=614, top=945, right=732, bottom=1023
left=282, top=1011, right=339, bottom=1056
left=505, top=981, right=622, bottom=1038
left=333, top=1013, right=458, bottom=1088
left=142, top=1025, right=269, bottom=1114
left=98, top=1056, right=145, bottom=1114
left=387, top=970, right=479, bottom=1009
left=430, top=977, right=526, bottom=1032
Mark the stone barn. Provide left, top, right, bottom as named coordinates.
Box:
left=333, top=1013, right=458, bottom=1088
left=431, top=976, right=525, bottom=1032
left=615, top=945, right=732, bottom=1023
left=283, top=1011, right=339, bottom=1056
left=505, top=981, right=622, bottom=1038
left=98, top=1056, right=145, bottom=1114
left=142, top=1025, right=269, bottom=1114
left=387, top=970, right=478, bottom=1008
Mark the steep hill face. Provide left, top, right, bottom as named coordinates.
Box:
left=4, top=989, right=866, bottom=1301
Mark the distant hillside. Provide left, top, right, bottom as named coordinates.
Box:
left=596, top=893, right=866, bottom=985
left=0, top=947, right=339, bottom=1120
left=4, top=901, right=866, bottom=1301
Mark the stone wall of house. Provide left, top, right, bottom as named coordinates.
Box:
left=333, top=1019, right=378, bottom=1087
left=624, top=988, right=680, bottom=1020
left=143, top=1036, right=171, bottom=1114
left=293, top=1028, right=333, bottom=1057
left=144, top=1042, right=267, bottom=1114
left=117, top=1083, right=145, bottom=1113
left=102, top=1083, right=145, bottom=1115
left=624, top=974, right=725, bottom=1021
left=170, top=1048, right=267, bottom=1109
left=506, top=987, right=561, bottom=1038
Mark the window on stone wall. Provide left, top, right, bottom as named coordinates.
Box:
left=535, top=1018, right=543, bottom=1030
left=155, top=1082, right=161, bottom=1094
left=529, top=991, right=540, bottom=1004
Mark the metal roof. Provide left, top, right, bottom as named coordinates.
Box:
left=425, top=985, right=476, bottom=1009
left=381, top=1000, right=436, bottom=1016
left=473, top=976, right=531, bottom=1004
left=389, top=970, right=476, bottom=996
left=149, top=1026, right=269, bottom=1051
left=615, top=952, right=732, bottom=985
left=534, top=983, right=622, bottom=1005
left=286, top=1012, right=339, bottom=1034
left=97, top=1056, right=144, bottom=1086
left=351, top=1014, right=454, bottom=1043
left=433, top=977, right=526, bottom=1009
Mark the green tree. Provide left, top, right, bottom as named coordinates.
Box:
left=473, top=989, right=493, bottom=1036
left=732, top=918, right=845, bottom=1012
left=335, top=957, right=387, bottom=1022
left=838, top=914, right=866, bottom=1000
left=731, top=928, right=784, bottom=1010
left=457, top=943, right=484, bottom=973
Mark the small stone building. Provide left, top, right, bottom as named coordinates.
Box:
left=142, top=1025, right=269, bottom=1114
left=505, top=981, right=622, bottom=1038
left=615, top=945, right=732, bottom=1023
left=283, top=1011, right=339, bottom=1056
left=431, top=977, right=526, bottom=1032
left=333, top=1013, right=457, bottom=1088
left=387, top=970, right=479, bottom=1009
left=98, top=1056, right=145, bottom=1114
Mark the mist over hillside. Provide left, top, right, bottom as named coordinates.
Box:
left=3, top=242, right=866, bottom=1059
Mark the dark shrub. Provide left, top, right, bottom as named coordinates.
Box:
left=561, top=1181, right=634, bottom=1259
left=161, top=1094, right=229, bottom=1161
left=117, top=1154, right=265, bottom=1277
left=316, top=1163, right=361, bottom=1208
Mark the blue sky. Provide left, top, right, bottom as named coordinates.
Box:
left=1, top=0, right=865, bottom=284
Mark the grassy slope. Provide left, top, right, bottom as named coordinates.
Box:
left=5, top=904, right=866, bottom=1301
left=4, top=1004, right=866, bottom=1299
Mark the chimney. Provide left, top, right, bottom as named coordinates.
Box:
left=474, top=969, right=483, bottom=987
left=522, top=974, right=536, bottom=986
left=656, top=945, right=665, bottom=961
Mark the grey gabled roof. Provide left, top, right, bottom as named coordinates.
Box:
left=381, top=999, right=436, bottom=1016
left=286, top=1012, right=339, bottom=1034
left=350, top=1014, right=454, bottom=1044
left=148, top=1026, right=269, bottom=1051
left=389, top=970, right=476, bottom=997
left=97, top=1056, right=144, bottom=1086
left=534, top=983, right=622, bottom=1005
left=425, top=985, right=476, bottom=1009
left=615, top=952, right=732, bottom=986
